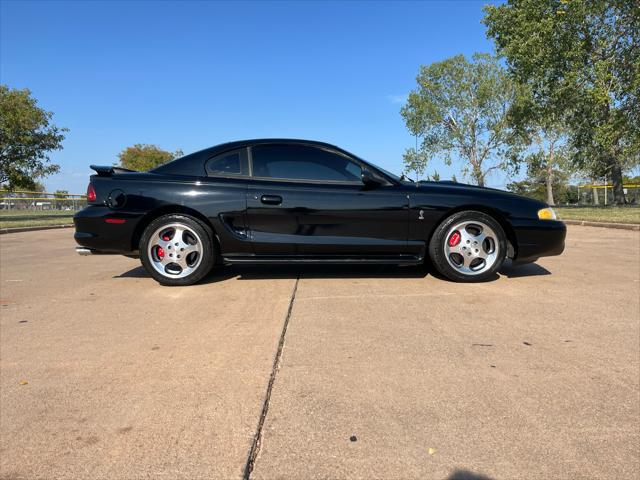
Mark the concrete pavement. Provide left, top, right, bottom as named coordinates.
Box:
left=1, top=226, right=638, bottom=479
left=0, top=229, right=296, bottom=479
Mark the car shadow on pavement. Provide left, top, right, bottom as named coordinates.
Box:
left=114, top=263, right=432, bottom=284
left=499, top=260, right=551, bottom=278
left=448, top=470, right=494, bottom=480
left=114, top=260, right=550, bottom=284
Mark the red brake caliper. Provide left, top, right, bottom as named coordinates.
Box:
left=157, top=232, right=171, bottom=259
left=448, top=230, right=461, bottom=247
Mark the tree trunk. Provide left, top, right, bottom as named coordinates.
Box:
left=546, top=141, right=555, bottom=206
left=609, top=159, right=626, bottom=205
left=471, top=164, right=484, bottom=187
left=546, top=173, right=555, bottom=206
left=469, top=147, right=484, bottom=187
left=592, top=185, right=599, bottom=205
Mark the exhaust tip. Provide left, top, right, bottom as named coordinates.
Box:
left=76, top=247, right=94, bottom=256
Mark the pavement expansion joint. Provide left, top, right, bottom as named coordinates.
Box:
left=243, top=273, right=300, bottom=479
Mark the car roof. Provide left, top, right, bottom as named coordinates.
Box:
left=195, top=138, right=351, bottom=156
left=151, top=139, right=358, bottom=176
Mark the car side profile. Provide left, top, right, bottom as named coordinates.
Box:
left=74, top=139, right=566, bottom=285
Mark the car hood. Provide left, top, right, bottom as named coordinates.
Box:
left=411, top=180, right=549, bottom=210
left=415, top=180, right=505, bottom=193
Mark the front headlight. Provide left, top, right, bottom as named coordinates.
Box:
left=537, top=207, right=557, bottom=220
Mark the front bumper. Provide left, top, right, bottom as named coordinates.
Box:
left=512, top=219, right=566, bottom=264
left=74, top=205, right=142, bottom=254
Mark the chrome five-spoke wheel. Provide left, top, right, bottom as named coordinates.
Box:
left=443, top=220, right=499, bottom=276
left=429, top=210, right=507, bottom=282
left=147, top=222, right=203, bottom=279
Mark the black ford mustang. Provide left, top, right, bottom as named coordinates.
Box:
left=74, top=139, right=566, bottom=286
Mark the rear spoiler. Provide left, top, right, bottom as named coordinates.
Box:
left=90, top=165, right=137, bottom=176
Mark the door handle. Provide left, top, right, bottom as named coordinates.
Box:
left=260, top=195, right=282, bottom=205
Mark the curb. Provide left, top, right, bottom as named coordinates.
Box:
left=0, top=224, right=74, bottom=235
left=563, top=219, right=640, bottom=231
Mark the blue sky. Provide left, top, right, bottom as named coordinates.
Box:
left=1, top=0, right=500, bottom=193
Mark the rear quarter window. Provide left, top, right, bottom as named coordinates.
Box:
left=206, top=148, right=249, bottom=177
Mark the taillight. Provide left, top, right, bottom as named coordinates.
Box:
left=87, top=183, right=97, bottom=202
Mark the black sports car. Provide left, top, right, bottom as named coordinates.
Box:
left=74, top=139, right=565, bottom=286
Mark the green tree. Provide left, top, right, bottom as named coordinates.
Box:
left=624, top=174, right=640, bottom=184
left=0, top=85, right=66, bottom=190
left=521, top=124, right=569, bottom=206
left=402, top=147, right=428, bottom=180
left=117, top=144, right=183, bottom=171
left=54, top=189, right=70, bottom=209
left=536, top=131, right=563, bottom=206
left=401, top=53, right=524, bottom=187
left=508, top=83, right=571, bottom=205
left=508, top=145, right=572, bottom=204
left=32, top=181, right=45, bottom=192
left=507, top=176, right=577, bottom=204
left=484, top=0, right=640, bottom=204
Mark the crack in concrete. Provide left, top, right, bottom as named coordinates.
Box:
left=243, top=274, right=300, bottom=480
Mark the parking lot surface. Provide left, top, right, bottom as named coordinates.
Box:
left=1, top=226, right=638, bottom=479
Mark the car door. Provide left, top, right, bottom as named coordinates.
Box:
left=246, top=143, right=413, bottom=257
left=197, top=147, right=253, bottom=256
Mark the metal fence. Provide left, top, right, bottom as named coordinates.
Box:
left=570, top=184, right=640, bottom=206
left=0, top=190, right=87, bottom=211
left=498, top=181, right=640, bottom=206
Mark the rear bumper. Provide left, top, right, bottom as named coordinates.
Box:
left=74, top=206, right=142, bottom=254
left=512, top=219, right=566, bottom=264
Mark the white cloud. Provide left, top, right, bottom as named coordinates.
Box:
left=386, top=94, right=408, bottom=105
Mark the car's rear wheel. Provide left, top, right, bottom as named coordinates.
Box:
left=140, top=214, right=214, bottom=286
left=428, top=211, right=507, bottom=282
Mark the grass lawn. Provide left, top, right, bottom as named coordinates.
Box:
left=0, top=210, right=76, bottom=229
left=555, top=207, right=640, bottom=224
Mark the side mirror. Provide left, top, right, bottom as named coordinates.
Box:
left=361, top=168, right=386, bottom=188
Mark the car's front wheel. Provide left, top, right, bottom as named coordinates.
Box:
left=428, top=211, right=507, bottom=282
left=139, top=214, right=215, bottom=286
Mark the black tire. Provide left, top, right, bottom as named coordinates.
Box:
left=139, top=214, right=215, bottom=286
left=428, top=210, right=507, bottom=283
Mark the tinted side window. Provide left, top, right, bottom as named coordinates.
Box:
left=251, top=145, right=361, bottom=182
left=206, top=149, right=248, bottom=176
